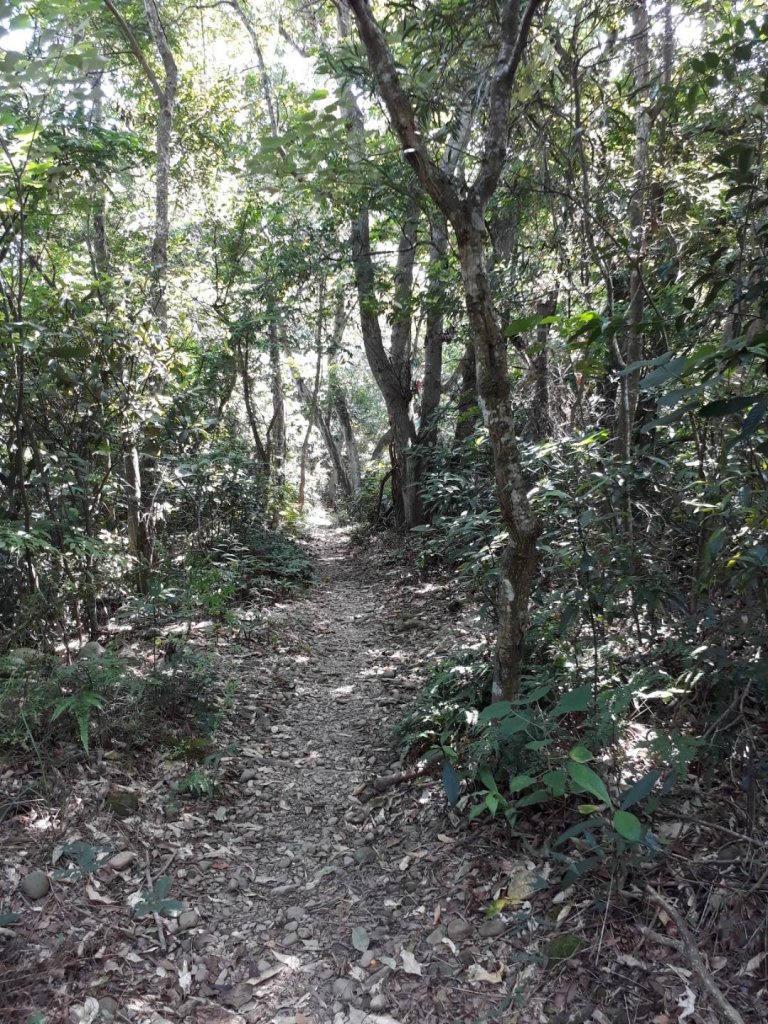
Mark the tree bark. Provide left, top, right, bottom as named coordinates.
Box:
left=617, top=0, right=651, bottom=460
left=267, top=322, right=286, bottom=487
left=345, top=0, right=544, bottom=698
left=299, top=277, right=326, bottom=508
left=142, top=0, right=177, bottom=331
left=531, top=291, right=557, bottom=440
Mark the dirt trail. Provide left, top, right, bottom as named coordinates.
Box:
left=4, top=525, right=527, bottom=1024
left=198, top=523, right=514, bottom=1024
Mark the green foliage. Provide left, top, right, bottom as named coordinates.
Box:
left=132, top=876, right=184, bottom=920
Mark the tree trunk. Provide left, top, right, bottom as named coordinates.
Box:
left=234, top=333, right=269, bottom=471
left=420, top=213, right=447, bottom=447
left=339, top=3, right=423, bottom=529
left=299, top=278, right=326, bottom=508
left=124, top=444, right=152, bottom=594
left=346, top=0, right=544, bottom=698
left=454, top=339, right=480, bottom=442
left=459, top=226, right=541, bottom=698
left=531, top=291, right=557, bottom=440
left=296, top=377, right=354, bottom=497
left=268, top=322, right=286, bottom=486
left=617, top=0, right=651, bottom=460
left=142, top=0, right=177, bottom=331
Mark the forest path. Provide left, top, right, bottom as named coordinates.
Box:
left=174, top=522, right=516, bottom=1024
left=4, top=523, right=527, bottom=1024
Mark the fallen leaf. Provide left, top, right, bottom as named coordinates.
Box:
left=677, top=986, right=696, bottom=1021
left=178, top=960, right=192, bottom=994
left=400, top=949, right=423, bottom=976
left=351, top=926, right=369, bottom=952
left=246, top=965, right=284, bottom=986
left=347, top=1010, right=402, bottom=1024
left=467, top=964, right=503, bottom=984
left=272, top=951, right=300, bottom=971
left=86, top=883, right=113, bottom=904
left=743, top=951, right=767, bottom=975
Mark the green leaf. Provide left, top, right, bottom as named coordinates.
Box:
left=553, top=685, right=592, bottom=716
left=569, top=744, right=593, bottom=763
left=567, top=763, right=611, bottom=805
left=542, top=770, right=567, bottom=796
left=612, top=810, right=643, bottom=842
left=477, top=700, right=511, bottom=723
left=0, top=913, right=21, bottom=925
left=442, top=761, right=460, bottom=805
left=468, top=801, right=487, bottom=821
left=508, top=772, right=537, bottom=793
left=504, top=314, right=544, bottom=336
left=620, top=770, right=660, bottom=810
left=554, top=816, right=604, bottom=847
left=351, top=926, right=369, bottom=952
left=699, top=395, right=761, bottom=418
left=516, top=788, right=552, bottom=808
left=154, top=875, right=172, bottom=900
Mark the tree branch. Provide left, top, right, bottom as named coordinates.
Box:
left=102, top=0, right=164, bottom=102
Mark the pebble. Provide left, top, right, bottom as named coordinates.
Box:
left=297, top=925, right=312, bottom=939
left=21, top=870, right=50, bottom=900
left=284, top=919, right=298, bottom=933
left=479, top=917, right=506, bottom=937
left=98, top=996, right=119, bottom=1019
left=286, top=906, right=306, bottom=920
left=332, top=977, right=359, bottom=1002
left=446, top=918, right=472, bottom=942
left=353, top=846, right=376, bottom=866
left=107, top=851, right=137, bottom=871
left=282, top=932, right=299, bottom=947
left=370, top=994, right=388, bottom=1011
left=178, top=910, right=199, bottom=931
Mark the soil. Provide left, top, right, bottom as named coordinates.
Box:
left=1, top=525, right=763, bottom=1024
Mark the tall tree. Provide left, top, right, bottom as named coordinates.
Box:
left=345, top=0, right=544, bottom=698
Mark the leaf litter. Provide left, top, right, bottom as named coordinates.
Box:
left=0, top=526, right=763, bottom=1024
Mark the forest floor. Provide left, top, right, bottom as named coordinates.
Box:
left=1, top=521, right=763, bottom=1024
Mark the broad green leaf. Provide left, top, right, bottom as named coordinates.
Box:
left=441, top=761, right=460, bottom=805
left=542, top=770, right=567, bottom=796
left=569, top=745, right=593, bottom=763
left=620, top=770, right=660, bottom=810
left=699, top=395, right=760, bottom=418
left=553, top=685, right=592, bottom=716
left=612, top=810, right=643, bottom=842
left=478, top=700, right=511, bottom=723
left=508, top=772, right=537, bottom=793
left=567, top=763, right=611, bottom=806
left=351, top=926, right=369, bottom=952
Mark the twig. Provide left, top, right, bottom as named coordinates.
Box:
left=145, top=851, right=167, bottom=953
left=645, top=888, right=746, bottom=1024
left=353, top=761, right=437, bottom=800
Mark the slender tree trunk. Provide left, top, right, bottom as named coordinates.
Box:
left=268, top=322, right=286, bottom=486
left=299, top=277, right=326, bottom=508
left=346, top=0, right=544, bottom=698
left=617, top=0, right=650, bottom=459
left=459, top=226, right=541, bottom=698
left=339, top=3, right=423, bottom=529
left=454, top=340, right=479, bottom=442
left=142, top=0, right=177, bottom=331
left=531, top=291, right=557, bottom=440
left=296, top=377, right=354, bottom=497
left=420, top=213, right=447, bottom=446
left=234, top=334, right=269, bottom=471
